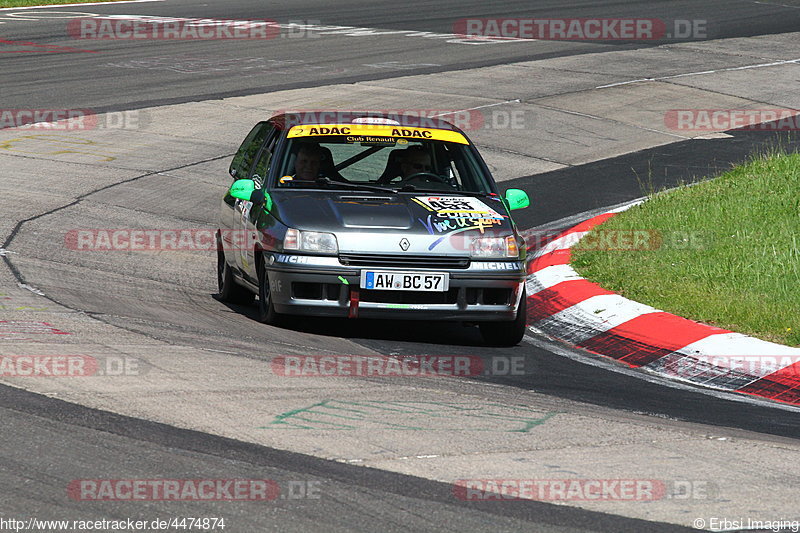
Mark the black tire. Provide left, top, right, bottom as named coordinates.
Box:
left=479, top=287, right=527, bottom=347
left=216, top=246, right=254, bottom=305
left=257, top=256, right=284, bottom=326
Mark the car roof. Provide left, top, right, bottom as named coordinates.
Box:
left=269, top=111, right=464, bottom=133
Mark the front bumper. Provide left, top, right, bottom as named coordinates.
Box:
left=265, top=253, right=525, bottom=321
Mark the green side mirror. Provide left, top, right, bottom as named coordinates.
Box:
left=229, top=179, right=255, bottom=200
left=229, top=179, right=272, bottom=211
left=504, top=188, right=530, bottom=211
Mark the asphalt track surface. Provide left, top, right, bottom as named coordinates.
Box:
left=2, top=1, right=800, bottom=531
left=0, top=0, right=799, bottom=112
left=0, top=385, right=692, bottom=533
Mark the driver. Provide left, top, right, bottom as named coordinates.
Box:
left=399, top=146, right=433, bottom=179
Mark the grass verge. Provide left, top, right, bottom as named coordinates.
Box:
left=571, top=149, right=799, bottom=346
left=0, top=0, right=129, bottom=7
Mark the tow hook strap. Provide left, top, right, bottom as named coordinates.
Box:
left=348, top=287, right=360, bottom=319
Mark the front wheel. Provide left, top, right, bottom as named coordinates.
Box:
left=257, top=256, right=284, bottom=326
left=479, top=287, right=527, bottom=346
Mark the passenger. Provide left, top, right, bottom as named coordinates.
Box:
left=293, top=143, right=325, bottom=180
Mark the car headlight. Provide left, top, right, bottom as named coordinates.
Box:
left=470, top=235, right=519, bottom=258
left=284, top=228, right=338, bottom=253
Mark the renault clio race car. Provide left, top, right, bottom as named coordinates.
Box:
left=216, top=112, right=531, bottom=345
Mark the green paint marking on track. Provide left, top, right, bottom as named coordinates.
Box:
left=509, top=412, right=559, bottom=433
left=303, top=409, right=365, bottom=421
left=260, top=399, right=559, bottom=432
left=267, top=401, right=331, bottom=425
left=259, top=401, right=360, bottom=430
left=317, top=402, right=373, bottom=414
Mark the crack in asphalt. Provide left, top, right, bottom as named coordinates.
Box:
left=0, top=152, right=233, bottom=349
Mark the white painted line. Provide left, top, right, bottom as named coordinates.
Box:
left=527, top=198, right=647, bottom=234
left=527, top=202, right=642, bottom=255
left=606, top=200, right=644, bottom=213
left=17, top=283, right=44, bottom=296
left=363, top=61, right=440, bottom=69
left=750, top=0, right=800, bottom=9
left=694, top=132, right=735, bottom=139
left=596, top=58, right=800, bottom=88
left=431, top=99, right=521, bottom=117
left=596, top=78, right=654, bottom=88
left=0, top=0, right=163, bottom=10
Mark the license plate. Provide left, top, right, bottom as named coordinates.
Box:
left=360, top=270, right=449, bottom=292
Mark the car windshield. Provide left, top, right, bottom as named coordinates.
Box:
left=273, top=130, right=494, bottom=194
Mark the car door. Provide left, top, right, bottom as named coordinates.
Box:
left=221, top=121, right=274, bottom=267
left=236, top=122, right=279, bottom=280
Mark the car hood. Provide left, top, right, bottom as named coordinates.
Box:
left=268, top=190, right=516, bottom=253
left=270, top=190, right=510, bottom=230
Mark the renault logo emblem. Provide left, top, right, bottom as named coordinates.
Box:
left=399, top=238, right=410, bottom=251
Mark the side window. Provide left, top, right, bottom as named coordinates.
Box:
left=250, top=133, right=277, bottom=186
left=437, top=145, right=462, bottom=189
left=229, top=122, right=274, bottom=179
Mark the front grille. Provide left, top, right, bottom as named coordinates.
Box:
left=339, top=254, right=469, bottom=270
left=360, top=288, right=459, bottom=305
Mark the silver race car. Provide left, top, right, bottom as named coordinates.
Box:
left=217, top=112, right=530, bottom=345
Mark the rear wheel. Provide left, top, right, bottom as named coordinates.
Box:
left=216, top=242, right=254, bottom=305
left=479, top=287, right=527, bottom=346
left=257, top=255, right=284, bottom=326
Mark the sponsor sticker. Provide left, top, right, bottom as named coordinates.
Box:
left=287, top=124, right=469, bottom=144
